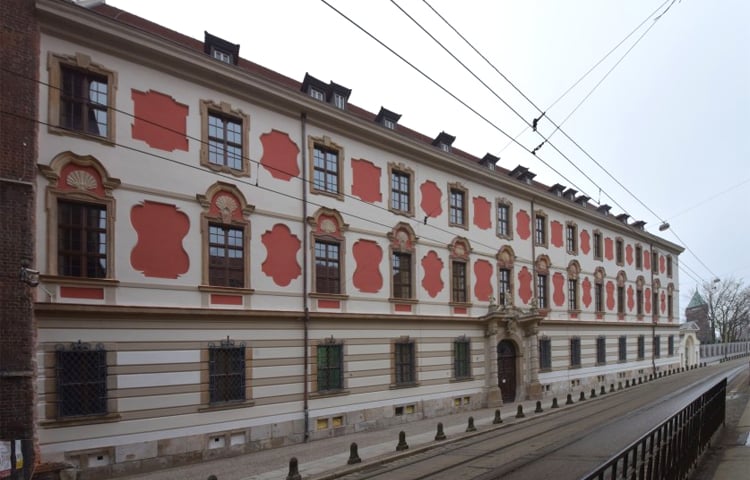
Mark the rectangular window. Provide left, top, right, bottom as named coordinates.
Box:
left=454, top=338, right=471, bottom=379
left=617, top=285, right=625, bottom=314
left=498, top=268, right=511, bottom=306
left=309, top=88, right=325, bottom=101
left=635, top=245, right=643, bottom=269
left=392, top=252, right=412, bottom=299
left=313, top=145, right=340, bottom=194
left=668, top=294, right=674, bottom=318
left=208, top=224, right=244, bottom=288
left=534, top=214, right=546, bottom=245
left=383, top=118, right=396, bottom=130
left=667, top=256, right=673, bottom=277
left=653, top=292, right=659, bottom=320
left=452, top=261, right=467, bottom=303
left=391, top=170, right=411, bottom=213
left=596, top=337, right=606, bottom=365
left=333, top=93, right=346, bottom=109
left=668, top=335, right=674, bottom=356
left=395, top=341, right=416, bottom=385
left=537, top=274, right=548, bottom=309
left=539, top=338, right=552, bottom=371
left=315, top=240, right=340, bottom=294
left=207, top=112, right=243, bottom=170
left=568, top=278, right=578, bottom=311
left=60, top=66, right=109, bottom=137
left=615, top=239, right=624, bottom=265
left=449, top=189, right=465, bottom=226
left=619, top=336, right=627, bottom=362
left=211, top=48, right=233, bottom=64
left=594, top=283, right=604, bottom=313
left=566, top=224, right=577, bottom=253
left=652, top=251, right=659, bottom=274
left=58, top=200, right=107, bottom=278
left=56, top=343, right=107, bottom=418
left=317, top=343, right=343, bottom=392
left=593, top=232, right=603, bottom=260
left=570, top=337, right=581, bottom=368
left=653, top=335, right=661, bottom=358
left=636, top=289, right=644, bottom=316
left=497, top=203, right=510, bottom=237
left=637, top=335, right=645, bottom=360
left=209, top=340, right=246, bottom=404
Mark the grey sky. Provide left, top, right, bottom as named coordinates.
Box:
left=107, top=0, right=750, bottom=312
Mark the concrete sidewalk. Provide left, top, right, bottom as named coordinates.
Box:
left=710, top=377, right=750, bottom=480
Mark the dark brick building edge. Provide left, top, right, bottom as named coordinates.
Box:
left=0, top=0, right=40, bottom=478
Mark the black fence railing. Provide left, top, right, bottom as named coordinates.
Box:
left=581, top=378, right=726, bottom=480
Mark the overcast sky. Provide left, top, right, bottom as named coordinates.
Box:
left=106, top=0, right=750, bottom=314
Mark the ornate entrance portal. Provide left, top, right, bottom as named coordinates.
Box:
left=497, top=340, right=517, bottom=403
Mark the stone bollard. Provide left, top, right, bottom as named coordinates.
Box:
left=579, top=391, right=586, bottom=401
left=535, top=401, right=543, bottom=413
left=625, top=379, right=630, bottom=388
left=493, top=409, right=503, bottom=424
left=551, top=397, right=559, bottom=409
left=207, top=476, right=218, bottom=480
left=600, top=385, right=606, bottom=395
left=638, top=377, right=642, bottom=385
left=435, top=422, right=446, bottom=441
left=466, top=416, right=477, bottom=432
left=566, top=393, right=574, bottom=405
left=516, top=404, right=525, bottom=418
left=590, top=388, right=597, bottom=398
left=286, top=457, right=301, bottom=480
left=396, top=430, right=409, bottom=451
left=618, top=381, right=622, bottom=390
left=610, top=384, right=615, bottom=393
left=348, top=442, right=362, bottom=464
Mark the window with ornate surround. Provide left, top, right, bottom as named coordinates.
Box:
left=615, top=237, right=624, bottom=266
left=449, top=237, right=472, bottom=306
left=635, top=244, right=643, bottom=270
left=496, top=199, right=513, bottom=239
left=667, top=255, right=673, bottom=277
left=200, top=337, right=253, bottom=409
left=567, top=261, right=580, bottom=313
left=388, top=163, right=414, bottom=217
left=448, top=182, right=468, bottom=229
left=593, top=230, right=603, bottom=260
left=308, top=135, right=344, bottom=199
left=309, top=208, right=348, bottom=298
left=47, top=52, right=117, bottom=143
left=616, top=271, right=627, bottom=318
left=534, top=211, right=548, bottom=247
left=200, top=100, right=250, bottom=177
left=388, top=223, right=417, bottom=302
left=636, top=276, right=645, bottom=318
left=392, top=337, right=417, bottom=387
left=566, top=222, right=578, bottom=255
left=535, top=255, right=551, bottom=310
left=55, top=340, right=109, bottom=419
left=594, top=267, right=605, bottom=317
left=496, top=245, right=515, bottom=307
left=667, top=283, right=675, bottom=320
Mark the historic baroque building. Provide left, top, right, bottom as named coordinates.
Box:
left=6, top=0, right=687, bottom=477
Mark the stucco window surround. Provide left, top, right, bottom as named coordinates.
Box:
left=652, top=278, right=661, bottom=322
left=448, top=182, right=469, bottom=229
left=308, top=135, right=345, bottom=200
left=391, top=336, right=418, bottom=388
left=496, top=245, right=515, bottom=307
left=636, top=275, right=645, bottom=319
left=388, top=162, right=415, bottom=217
left=616, top=271, right=627, bottom=320
left=449, top=237, right=472, bottom=306
left=308, top=207, right=349, bottom=299
left=666, top=255, right=674, bottom=278
left=635, top=243, right=643, bottom=270
left=196, top=182, right=255, bottom=293
left=667, top=283, right=675, bottom=320
left=199, top=338, right=254, bottom=410
left=387, top=222, right=418, bottom=303
left=495, top=198, right=514, bottom=240
left=534, top=210, right=548, bottom=248
left=39, top=152, right=120, bottom=286
left=592, top=229, right=603, bottom=260
left=534, top=255, right=551, bottom=312
left=565, top=221, right=578, bottom=255
left=47, top=52, right=118, bottom=144
left=311, top=337, right=348, bottom=397
left=594, top=267, right=606, bottom=319
left=615, top=237, right=625, bottom=266
left=200, top=99, right=251, bottom=177
left=567, top=261, right=581, bottom=315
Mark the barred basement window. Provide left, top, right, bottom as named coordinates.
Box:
left=596, top=336, right=606, bottom=365
left=668, top=335, right=674, bottom=356
left=539, top=338, right=552, bottom=371
left=317, top=340, right=343, bottom=392
left=653, top=336, right=661, bottom=358
left=56, top=341, right=107, bottom=418
left=619, top=336, right=627, bottom=362
left=637, top=335, right=645, bottom=360
left=570, top=337, right=581, bottom=368
left=454, top=336, right=471, bottom=379
left=395, top=339, right=416, bottom=385
left=209, top=338, right=246, bottom=404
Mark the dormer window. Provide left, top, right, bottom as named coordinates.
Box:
left=376, top=107, right=401, bottom=130
left=333, top=93, right=346, bottom=109
left=440, top=143, right=451, bottom=153
left=383, top=118, right=396, bottom=129
left=432, top=131, right=455, bottom=153
left=204, top=32, right=240, bottom=66
left=211, top=48, right=233, bottom=64
left=309, top=88, right=325, bottom=101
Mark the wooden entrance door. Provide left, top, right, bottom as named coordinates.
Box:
left=497, top=340, right=517, bottom=403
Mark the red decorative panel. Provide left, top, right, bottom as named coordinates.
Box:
left=518, top=267, right=532, bottom=304
left=472, top=196, right=491, bottom=230
left=661, top=291, right=666, bottom=314
left=473, top=259, right=493, bottom=301
left=260, top=130, right=300, bottom=181
left=261, top=223, right=301, bottom=287
left=627, top=285, right=635, bottom=312
left=421, top=250, right=444, bottom=298
left=605, top=281, right=615, bottom=311
left=626, top=244, right=633, bottom=266
left=211, top=294, right=242, bottom=305
left=581, top=277, right=592, bottom=308
left=318, top=299, right=340, bottom=309
left=604, top=237, right=614, bottom=261
left=394, top=304, right=412, bottom=313
left=59, top=286, right=104, bottom=300
left=580, top=229, right=590, bottom=255
left=130, top=201, right=189, bottom=278
left=131, top=89, right=188, bottom=152
left=516, top=210, right=531, bottom=240
left=645, top=288, right=652, bottom=314
left=454, top=306, right=467, bottom=315
left=59, top=164, right=105, bottom=197
left=659, top=255, right=666, bottom=274
left=552, top=272, right=565, bottom=306
left=644, top=250, right=651, bottom=271
left=352, top=240, right=383, bottom=293
left=550, top=221, right=563, bottom=248
left=350, top=158, right=382, bottom=203
left=420, top=181, right=442, bottom=218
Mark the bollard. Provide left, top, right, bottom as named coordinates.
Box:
left=566, top=393, right=574, bottom=405
left=600, top=385, right=606, bottom=395
left=286, top=457, right=301, bottom=480
left=579, top=391, right=586, bottom=401
left=493, top=409, right=503, bottom=424
left=396, top=430, right=409, bottom=451
left=618, top=381, right=622, bottom=390
left=516, top=405, right=525, bottom=418
left=610, top=384, right=615, bottom=393
left=590, top=388, right=597, bottom=398
left=466, top=416, right=477, bottom=432
left=347, top=442, right=362, bottom=465
left=638, top=377, right=642, bottom=384
left=207, top=476, right=217, bottom=480
left=551, top=397, right=559, bottom=409
left=535, top=401, right=543, bottom=413
left=435, top=422, right=446, bottom=441
left=625, top=379, right=629, bottom=388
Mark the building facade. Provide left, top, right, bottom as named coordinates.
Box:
left=20, top=0, right=685, bottom=477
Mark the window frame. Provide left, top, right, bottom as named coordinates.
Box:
left=565, top=222, right=578, bottom=254
left=534, top=211, right=548, bottom=247
left=316, top=340, right=344, bottom=393
left=55, top=341, right=108, bottom=419
left=593, top=230, right=603, bottom=260
left=393, top=338, right=417, bottom=387
left=596, top=336, right=606, bottom=365
left=637, top=335, right=645, bottom=360
left=388, top=163, right=414, bottom=217
left=308, top=136, right=344, bottom=199
left=392, top=251, right=413, bottom=300
left=667, top=255, right=673, bottom=277
left=615, top=238, right=624, bottom=266
left=539, top=337, right=552, bottom=371
left=451, top=260, right=468, bottom=304
left=453, top=336, right=472, bottom=380
left=618, top=336, right=627, bottom=362
left=570, top=337, right=581, bottom=368
left=668, top=335, right=674, bottom=356
left=653, top=335, right=661, bottom=358
left=207, top=223, right=246, bottom=288
left=537, top=273, right=548, bottom=310
left=208, top=338, right=247, bottom=405
left=388, top=223, right=417, bottom=303
left=495, top=199, right=513, bottom=239
left=309, top=208, right=348, bottom=299
left=448, top=182, right=468, bottom=229
left=57, top=200, right=109, bottom=279
left=314, top=240, right=342, bottom=295
left=635, top=244, right=643, bottom=270
left=200, top=100, right=250, bottom=177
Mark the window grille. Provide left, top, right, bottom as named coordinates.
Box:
left=209, top=338, right=246, bottom=404
left=619, top=336, right=627, bottom=361
left=570, top=337, right=581, bottom=367
left=56, top=341, right=107, bottom=418
left=317, top=340, right=343, bottom=392
left=454, top=337, right=471, bottom=379
left=596, top=337, right=607, bottom=365
left=395, top=340, right=415, bottom=385
left=539, top=338, right=552, bottom=371
left=638, top=335, right=645, bottom=360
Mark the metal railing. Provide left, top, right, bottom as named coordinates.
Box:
left=581, top=378, right=726, bottom=480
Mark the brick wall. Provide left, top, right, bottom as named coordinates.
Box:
left=0, top=0, right=39, bottom=476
